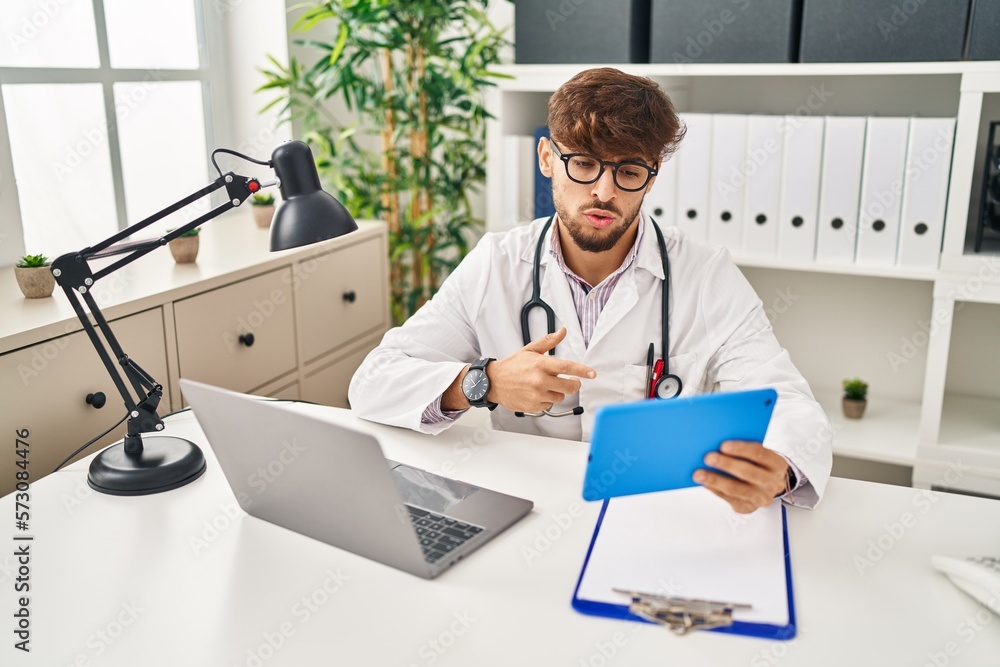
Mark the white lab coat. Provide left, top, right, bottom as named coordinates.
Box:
left=349, top=215, right=832, bottom=508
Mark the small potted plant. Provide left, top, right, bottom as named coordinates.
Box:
left=842, top=378, right=868, bottom=419
left=14, top=254, right=55, bottom=298
left=250, top=192, right=276, bottom=229
left=168, top=228, right=200, bottom=263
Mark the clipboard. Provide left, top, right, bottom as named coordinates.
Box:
left=582, top=388, right=777, bottom=501
left=571, top=488, right=796, bottom=640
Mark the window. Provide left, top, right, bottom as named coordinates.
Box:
left=0, top=0, right=219, bottom=260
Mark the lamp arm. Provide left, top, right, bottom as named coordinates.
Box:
left=51, top=170, right=265, bottom=456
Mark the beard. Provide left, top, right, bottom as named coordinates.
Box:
left=552, top=190, right=644, bottom=254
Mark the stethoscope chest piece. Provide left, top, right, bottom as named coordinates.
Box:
left=654, top=373, right=683, bottom=400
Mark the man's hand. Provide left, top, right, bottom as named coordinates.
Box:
left=693, top=440, right=789, bottom=514
left=488, top=327, right=596, bottom=413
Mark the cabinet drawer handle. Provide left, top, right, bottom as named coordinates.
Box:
left=86, top=392, right=107, bottom=409
left=343, top=290, right=357, bottom=303
left=238, top=333, right=255, bottom=347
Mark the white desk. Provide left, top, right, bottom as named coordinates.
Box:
left=2, top=405, right=999, bottom=666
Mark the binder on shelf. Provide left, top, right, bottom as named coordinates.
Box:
left=644, top=151, right=677, bottom=227
left=741, top=116, right=785, bottom=259
left=572, top=488, right=796, bottom=639
left=673, top=113, right=712, bottom=243
left=897, top=118, right=956, bottom=269
left=533, top=126, right=555, bottom=219
left=777, top=116, right=825, bottom=262
left=815, top=117, right=867, bottom=264
left=502, top=134, right=537, bottom=230
left=855, top=117, right=910, bottom=267
left=708, top=114, right=748, bottom=253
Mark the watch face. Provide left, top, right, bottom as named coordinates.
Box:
left=463, top=369, right=490, bottom=402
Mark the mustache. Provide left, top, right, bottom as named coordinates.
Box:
left=579, top=202, right=621, bottom=216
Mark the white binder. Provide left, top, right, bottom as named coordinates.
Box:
left=855, top=117, right=910, bottom=267
left=644, top=151, right=677, bottom=227
left=708, top=114, right=748, bottom=253
left=741, top=116, right=784, bottom=258
left=897, top=118, right=956, bottom=269
left=816, top=117, right=867, bottom=264
left=777, top=116, right=825, bottom=262
left=502, top=134, right=536, bottom=230
left=674, top=113, right=712, bottom=243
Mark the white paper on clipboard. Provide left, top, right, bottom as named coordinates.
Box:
left=575, top=487, right=790, bottom=626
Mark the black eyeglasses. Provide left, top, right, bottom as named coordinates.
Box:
left=550, top=140, right=657, bottom=192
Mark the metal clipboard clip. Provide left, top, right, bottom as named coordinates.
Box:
left=613, top=589, right=753, bottom=635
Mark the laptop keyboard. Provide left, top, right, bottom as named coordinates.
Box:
left=406, top=506, right=484, bottom=564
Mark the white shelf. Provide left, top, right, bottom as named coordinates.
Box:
left=487, top=61, right=1000, bottom=488
left=732, top=254, right=939, bottom=282
left=937, top=393, right=1000, bottom=452
left=495, top=61, right=1000, bottom=91
left=812, top=388, right=921, bottom=467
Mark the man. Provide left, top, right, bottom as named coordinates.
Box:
left=349, top=67, right=832, bottom=512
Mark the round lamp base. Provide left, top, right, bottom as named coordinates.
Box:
left=88, top=436, right=207, bottom=496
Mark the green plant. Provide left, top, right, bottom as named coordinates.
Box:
left=251, top=192, right=275, bottom=206
left=16, top=254, right=50, bottom=268
left=167, top=227, right=201, bottom=237
left=258, top=0, right=509, bottom=323
left=842, top=378, right=869, bottom=401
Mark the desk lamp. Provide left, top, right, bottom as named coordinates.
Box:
left=51, top=141, right=357, bottom=496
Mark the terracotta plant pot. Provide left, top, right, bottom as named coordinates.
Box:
left=14, top=266, right=55, bottom=298
left=169, top=236, right=199, bottom=263
left=842, top=397, right=867, bottom=419
left=252, top=205, right=275, bottom=229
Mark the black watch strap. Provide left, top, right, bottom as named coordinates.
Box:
left=467, top=357, right=497, bottom=410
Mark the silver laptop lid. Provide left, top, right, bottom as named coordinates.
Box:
left=180, top=379, right=431, bottom=577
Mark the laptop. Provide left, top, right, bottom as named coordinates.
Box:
left=180, top=379, right=533, bottom=579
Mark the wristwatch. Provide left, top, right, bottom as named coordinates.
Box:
left=462, top=357, right=497, bottom=410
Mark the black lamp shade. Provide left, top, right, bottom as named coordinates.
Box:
left=269, top=140, right=358, bottom=251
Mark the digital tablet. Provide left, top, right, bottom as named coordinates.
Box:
left=582, top=388, right=778, bottom=501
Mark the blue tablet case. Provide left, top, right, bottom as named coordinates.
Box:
left=582, top=388, right=778, bottom=501
left=571, top=499, right=797, bottom=640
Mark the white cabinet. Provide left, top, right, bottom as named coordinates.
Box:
left=0, top=216, right=390, bottom=494
left=484, top=61, right=1000, bottom=494
left=0, top=308, right=169, bottom=495
left=174, top=267, right=298, bottom=394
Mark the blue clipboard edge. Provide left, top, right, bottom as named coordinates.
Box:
left=570, top=499, right=797, bottom=641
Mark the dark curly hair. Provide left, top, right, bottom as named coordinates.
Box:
left=547, top=67, right=686, bottom=167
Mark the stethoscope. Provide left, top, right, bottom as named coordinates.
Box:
left=515, top=214, right=682, bottom=418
